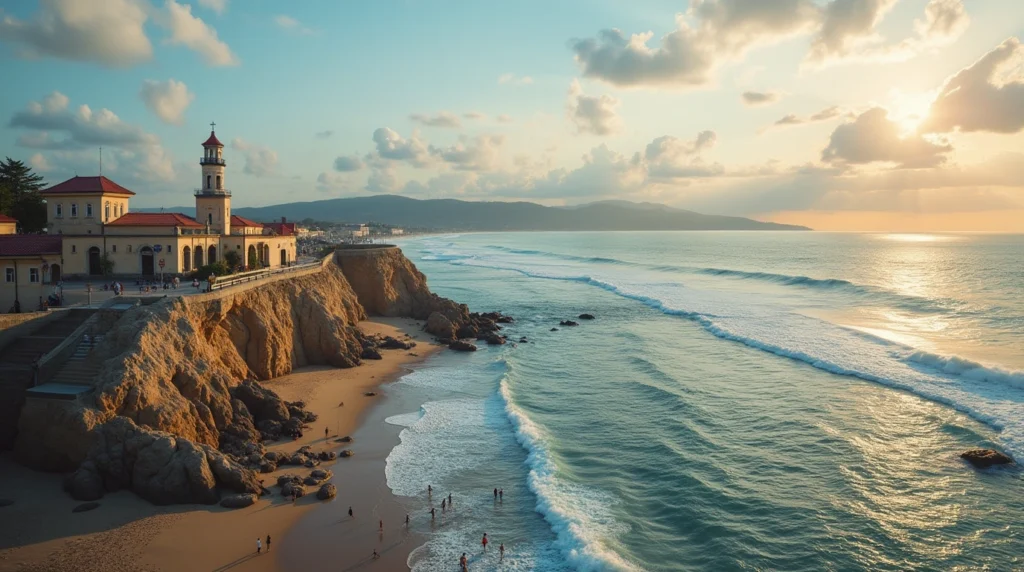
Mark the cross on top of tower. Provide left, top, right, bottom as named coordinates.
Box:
left=210, top=121, right=216, bottom=131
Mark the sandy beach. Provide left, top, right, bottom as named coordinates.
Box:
left=0, top=318, right=440, bottom=572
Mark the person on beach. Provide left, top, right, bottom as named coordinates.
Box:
left=256, top=538, right=262, bottom=554
left=430, top=508, right=435, bottom=520
left=348, top=506, right=353, bottom=518
left=441, top=498, right=446, bottom=512
left=325, top=427, right=329, bottom=439
left=482, top=533, right=489, bottom=551
left=379, top=519, right=384, bottom=532
left=428, top=485, right=432, bottom=496
left=448, top=493, right=452, bottom=506
left=494, top=488, right=498, bottom=499
left=266, top=535, right=271, bottom=552
left=499, top=489, right=503, bottom=501
left=372, top=549, right=380, bottom=560
left=460, top=553, right=468, bottom=571
left=405, top=514, right=410, bottom=526
left=500, top=543, right=505, bottom=561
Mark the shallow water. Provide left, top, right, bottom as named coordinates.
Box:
left=387, top=232, right=1023, bottom=571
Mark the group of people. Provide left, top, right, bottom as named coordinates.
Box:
left=255, top=534, right=271, bottom=554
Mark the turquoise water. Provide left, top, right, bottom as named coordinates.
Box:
left=387, top=232, right=1024, bottom=571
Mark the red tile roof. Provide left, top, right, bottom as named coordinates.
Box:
left=0, top=235, right=62, bottom=256
left=106, top=212, right=203, bottom=227
left=41, top=175, right=136, bottom=196
left=264, top=222, right=296, bottom=236
left=230, top=215, right=262, bottom=227
left=0, top=214, right=16, bottom=223
left=202, top=131, right=224, bottom=147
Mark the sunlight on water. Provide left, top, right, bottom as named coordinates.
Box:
left=876, top=234, right=961, bottom=243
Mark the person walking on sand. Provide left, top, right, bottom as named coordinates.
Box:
left=256, top=538, right=262, bottom=554
left=500, top=543, right=505, bottom=561
left=379, top=519, right=384, bottom=533
left=482, top=533, right=489, bottom=551
left=325, top=427, right=329, bottom=439
left=372, top=549, right=380, bottom=560
left=348, top=506, right=353, bottom=518
left=460, top=553, right=468, bottom=571
left=266, top=535, right=271, bottom=552
left=405, top=514, right=410, bottom=526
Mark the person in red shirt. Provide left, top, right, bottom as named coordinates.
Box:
left=482, top=533, right=489, bottom=551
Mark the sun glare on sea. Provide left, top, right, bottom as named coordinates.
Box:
left=878, top=233, right=949, bottom=242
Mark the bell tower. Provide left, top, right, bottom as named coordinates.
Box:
left=195, top=122, right=231, bottom=236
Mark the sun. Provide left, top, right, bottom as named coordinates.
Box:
left=887, top=90, right=938, bottom=135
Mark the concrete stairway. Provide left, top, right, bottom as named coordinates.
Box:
left=49, top=334, right=105, bottom=386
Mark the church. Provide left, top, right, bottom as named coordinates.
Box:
left=0, top=127, right=297, bottom=310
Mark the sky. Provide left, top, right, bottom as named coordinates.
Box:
left=0, top=0, right=1022, bottom=231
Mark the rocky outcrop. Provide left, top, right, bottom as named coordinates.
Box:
left=16, top=263, right=363, bottom=472
left=317, top=483, right=337, bottom=500
left=65, top=417, right=261, bottom=505
left=961, top=449, right=1014, bottom=468
left=579, top=314, right=595, bottom=320
left=220, top=493, right=257, bottom=508
left=449, top=341, right=478, bottom=352
left=559, top=320, right=579, bottom=327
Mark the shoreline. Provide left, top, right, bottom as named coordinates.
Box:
left=0, top=318, right=440, bottom=572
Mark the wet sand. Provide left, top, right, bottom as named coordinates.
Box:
left=0, top=318, right=439, bottom=572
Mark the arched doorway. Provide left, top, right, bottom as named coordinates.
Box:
left=262, top=244, right=270, bottom=266
left=88, top=247, right=102, bottom=276
left=50, top=263, right=61, bottom=283
left=182, top=246, right=191, bottom=272
left=208, top=245, right=217, bottom=264
left=280, top=249, right=287, bottom=266
left=194, top=247, right=204, bottom=269
left=247, top=245, right=257, bottom=268
left=140, top=246, right=154, bottom=276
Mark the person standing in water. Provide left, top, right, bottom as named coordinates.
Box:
left=482, top=533, right=489, bottom=551
left=441, top=498, right=446, bottom=512
left=448, top=493, right=452, bottom=506
left=499, top=489, right=503, bottom=501
left=430, top=507, right=436, bottom=520
left=494, top=488, right=498, bottom=500
left=460, top=553, right=468, bottom=571
left=427, top=485, right=432, bottom=496
left=500, top=543, right=505, bottom=561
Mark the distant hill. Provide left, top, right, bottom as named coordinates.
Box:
left=141, top=196, right=810, bottom=231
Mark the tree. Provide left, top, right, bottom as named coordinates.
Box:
left=224, top=249, right=241, bottom=270
left=99, top=253, right=115, bottom=276
left=0, top=158, right=46, bottom=232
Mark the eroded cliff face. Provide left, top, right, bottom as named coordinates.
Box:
left=16, top=262, right=366, bottom=471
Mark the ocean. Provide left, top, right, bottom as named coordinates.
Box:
left=385, top=232, right=1024, bottom=571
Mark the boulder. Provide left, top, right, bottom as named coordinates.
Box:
left=449, top=340, right=478, bottom=352
left=258, top=459, right=277, bottom=473
left=425, top=311, right=457, bottom=339
left=277, top=474, right=302, bottom=487
left=317, top=483, right=337, bottom=500
left=339, top=449, right=354, bottom=458
left=64, top=460, right=104, bottom=501
left=361, top=347, right=383, bottom=360
left=559, top=320, right=579, bottom=327
left=364, top=392, right=378, bottom=397
left=303, top=458, right=320, bottom=468
left=456, top=324, right=479, bottom=339
left=310, top=468, right=332, bottom=481
left=281, top=482, right=306, bottom=498
left=72, top=502, right=101, bottom=513
left=578, top=314, right=595, bottom=320
left=485, top=334, right=506, bottom=346
left=220, top=493, right=257, bottom=508
left=961, top=449, right=1014, bottom=468
left=336, top=436, right=353, bottom=443
left=550, top=328, right=559, bottom=332
left=233, top=380, right=290, bottom=423
left=380, top=336, right=415, bottom=350
left=263, top=451, right=282, bottom=463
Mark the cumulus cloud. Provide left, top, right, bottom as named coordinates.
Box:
left=742, top=91, right=781, bottom=106
left=333, top=155, right=364, bottom=172
left=645, top=131, right=723, bottom=178
left=770, top=105, right=843, bottom=128
left=371, top=128, right=431, bottom=167
left=315, top=130, right=334, bottom=139
left=567, top=80, right=622, bottom=136
left=571, top=1, right=819, bottom=88
left=10, top=91, right=158, bottom=148
left=274, top=14, right=314, bottom=35
left=822, top=107, right=951, bottom=168
left=139, top=79, right=194, bottom=125
left=409, top=111, right=462, bottom=128
left=498, top=73, right=534, bottom=85
left=162, top=0, right=238, bottom=66
left=429, top=135, right=505, bottom=171
left=197, top=0, right=228, bottom=14
left=920, top=37, right=1024, bottom=134
left=231, top=138, right=278, bottom=177
left=808, top=0, right=899, bottom=62
left=0, top=0, right=152, bottom=67
left=29, top=153, right=52, bottom=172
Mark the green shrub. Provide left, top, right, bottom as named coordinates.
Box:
left=190, top=261, right=230, bottom=279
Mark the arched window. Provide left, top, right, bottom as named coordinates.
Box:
left=216, top=175, right=222, bottom=189
left=71, top=203, right=78, bottom=217
left=104, top=202, right=110, bottom=221
left=183, top=246, right=191, bottom=272
left=86, top=203, right=93, bottom=217
left=207, top=213, right=213, bottom=225
left=207, top=174, right=211, bottom=189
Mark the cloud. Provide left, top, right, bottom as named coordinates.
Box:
left=498, top=73, right=534, bottom=85
left=644, top=131, right=722, bottom=178
left=742, top=90, right=781, bottom=106
left=920, top=37, right=1024, bottom=134
left=496, top=114, right=514, bottom=124
left=0, top=0, right=152, bottom=67
left=29, top=153, right=52, bottom=172
left=162, top=0, right=238, bottom=66
left=464, top=112, right=486, bottom=120
left=429, top=135, right=505, bottom=171
left=315, top=130, right=334, bottom=139
left=771, top=105, right=843, bottom=127
left=571, top=1, right=819, bottom=88
left=10, top=91, right=158, bottom=148
left=274, top=14, right=314, bottom=35
left=822, top=107, right=951, bottom=168
left=197, top=0, right=228, bottom=14
left=371, top=128, right=431, bottom=167
left=231, top=138, right=278, bottom=177
left=333, top=155, right=364, bottom=172
left=567, top=80, right=622, bottom=136
left=139, top=79, right=194, bottom=125
left=409, top=111, right=462, bottom=129
left=806, top=0, right=968, bottom=66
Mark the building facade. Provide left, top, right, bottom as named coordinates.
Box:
left=0, top=127, right=298, bottom=310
